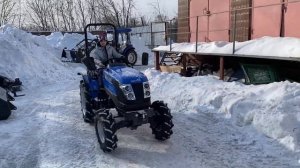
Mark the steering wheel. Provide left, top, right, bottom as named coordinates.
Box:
left=105, top=57, right=131, bottom=67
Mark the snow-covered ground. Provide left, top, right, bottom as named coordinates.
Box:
left=154, top=36, right=300, bottom=58
left=1, top=25, right=300, bottom=168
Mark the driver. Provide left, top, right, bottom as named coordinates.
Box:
left=89, top=32, right=125, bottom=88
left=90, top=32, right=124, bottom=68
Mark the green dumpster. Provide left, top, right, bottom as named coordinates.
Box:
left=240, top=63, right=279, bottom=84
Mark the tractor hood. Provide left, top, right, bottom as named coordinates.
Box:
left=104, top=66, right=148, bottom=84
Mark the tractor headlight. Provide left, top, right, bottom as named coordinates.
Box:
left=143, top=82, right=151, bottom=98
left=123, top=85, right=133, bottom=92
left=120, top=84, right=136, bottom=100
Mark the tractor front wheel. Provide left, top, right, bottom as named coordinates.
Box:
left=95, top=110, right=118, bottom=152
left=149, top=101, right=174, bottom=140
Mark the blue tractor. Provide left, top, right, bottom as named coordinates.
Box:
left=108, top=28, right=138, bottom=66
left=79, top=23, right=173, bottom=152
left=65, top=28, right=138, bottom=65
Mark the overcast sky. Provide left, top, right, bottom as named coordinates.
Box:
left=135, top=0, right=178, bottom=19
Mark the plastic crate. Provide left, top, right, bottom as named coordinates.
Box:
left=240, top=63, right=279, bottom=84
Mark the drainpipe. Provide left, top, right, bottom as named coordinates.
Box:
left=280, top=0, right=287, bottom=37
left=206, top=0, right=210, bottom=42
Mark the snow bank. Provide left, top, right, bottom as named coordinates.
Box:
left=154, top=36, right=300, bottom=58
left=46, top=32, right=64, bottom=48
left=46, top=32, right=96, bottom=50
left=145, top=69, right=300, bottom=151
left=0, top=25, right=77, bottom=88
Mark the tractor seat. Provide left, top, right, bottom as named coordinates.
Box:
left=82, top=56, right=97, bottom=70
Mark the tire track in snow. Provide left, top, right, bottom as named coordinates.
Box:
left=172, top=108, right=299, bottom=168
left=0, top=93, right=43, bottom=168
left=1, top=80, right=299, bottom=168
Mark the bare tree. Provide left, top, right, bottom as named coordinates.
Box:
left=75, top=0, right=87, bottom=30
left=150, top=0, right=168, bottom=22
left=57, top=0, right=77, bottom=31
left=95, top=0, right=135, bottom=27
left=22, top=0, right=139, bottom=31
left=26, top=0, right=52, bottom=30
left=86, top=0, right=98, bottom=24
left=47, top=1, right=59, bottom=31
left=0, top=0, right=16, bottom=26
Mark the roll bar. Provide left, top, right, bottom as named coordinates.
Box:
left=84, top=23, right=117, bottom=57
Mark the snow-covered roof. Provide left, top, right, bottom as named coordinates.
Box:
left=153, top=36, right=300, bottom=61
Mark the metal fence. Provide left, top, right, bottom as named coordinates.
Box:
left=165, top=0, right=300, bottom=54
left=131, top=22, right=167, bottom=49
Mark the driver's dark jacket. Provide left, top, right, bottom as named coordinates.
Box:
left=90, top=45, right=123, bottom=66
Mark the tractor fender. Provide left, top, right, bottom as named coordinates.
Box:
left=82, top=75, right=89, bottom=85
left=122, top=46, right=135, bottom=56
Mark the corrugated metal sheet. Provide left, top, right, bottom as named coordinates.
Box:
left=209, top=0, right=230, bottom=41
left=190, top=0, right=208, bottom=42
left=252, top=0, right=281, bottom=38
left=185, top=0, right=300, bottom=42
left=190, top=0, right=230, bottom=42
left=285, top=1, right=300, bottom=38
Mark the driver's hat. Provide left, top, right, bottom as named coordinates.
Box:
left=99, top=32, right=107, bottom=42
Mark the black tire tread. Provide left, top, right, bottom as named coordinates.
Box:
left=95, top=110, right=118, bottom=152
left=80, top=81, right=94, bottom=123
left=150, top=101, right=174, bottom=140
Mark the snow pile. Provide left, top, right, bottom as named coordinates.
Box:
left=154, top=36, right=300, bottom=58
left=145, top=69, right=300, bottom=151
left=46, top=32, right=64, bottom=48
left=0, top=25, right=78, bottom=88
left=46, top=32, right=96, bottom=50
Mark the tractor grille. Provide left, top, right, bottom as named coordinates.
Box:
left=114, top=82, right=151, bottom=111
left=132, top=83, right=144, bottom=102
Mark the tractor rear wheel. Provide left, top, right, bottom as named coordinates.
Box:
left=149, top=101, right=174, bottom=140
left=95, top=110, right=118, bottom=152
left=126, top=50, right=137, bottom=66
left=80, top=80, right=94, bottom=123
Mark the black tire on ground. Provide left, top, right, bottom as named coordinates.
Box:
left=80, top=80, right=94, bottom=123
left=0, top=99, right=11, bottom=120
left=142, top=52, right=149, bottom=65
left=95, top=110, right=118, bottom=152
left=149, top=101, right=174, bottom=140
left=126, top=50, right=137, bottom=66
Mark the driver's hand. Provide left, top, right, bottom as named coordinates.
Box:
left=98, top=62, right=105, bottom=67
left=88, top=70, right=99, bottom=78
left=95, top=60, right=105, bottom=68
